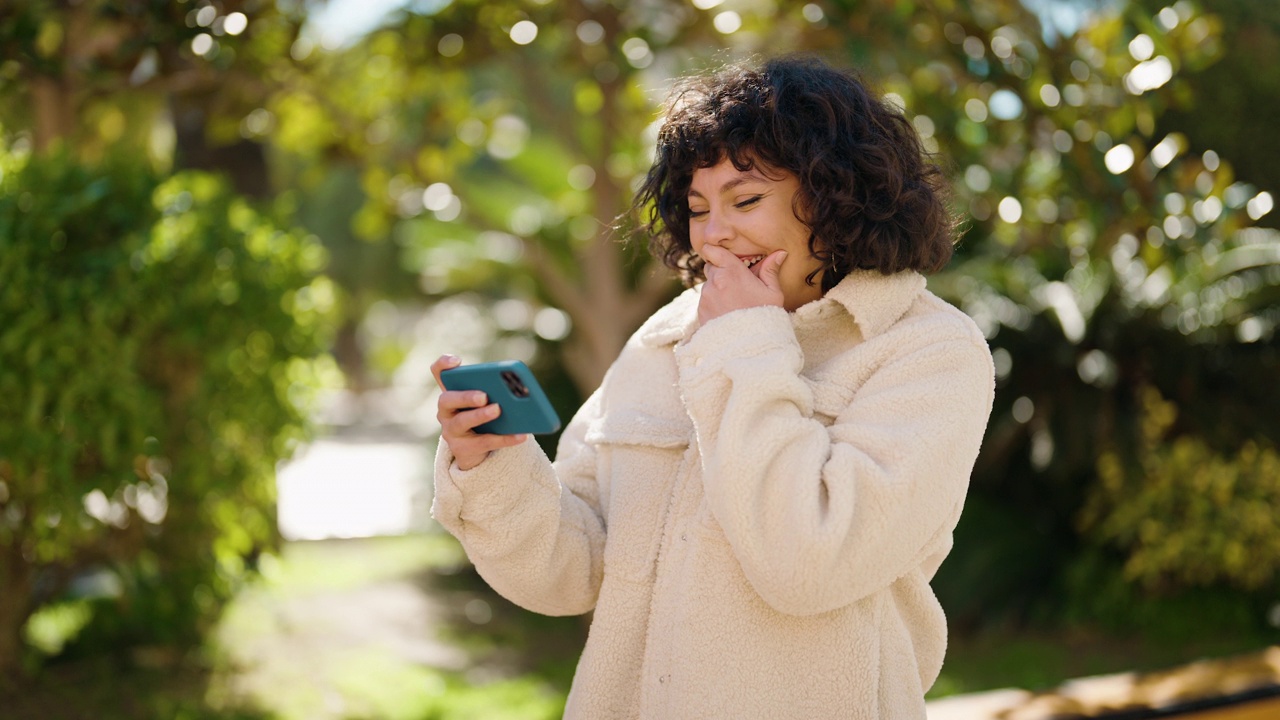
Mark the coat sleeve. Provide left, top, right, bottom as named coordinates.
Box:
left=430, top=389, right=606, bottom=616
left=674, top=305, right=994, bottom=616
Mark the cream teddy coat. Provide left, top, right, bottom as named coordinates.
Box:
left=432, top=269, right=995, bottom=719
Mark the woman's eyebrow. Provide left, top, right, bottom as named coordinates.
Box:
left=688, top=172, right=768, bottom=198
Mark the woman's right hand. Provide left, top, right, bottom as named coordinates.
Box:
left=433, top=355, right=529, bottom=471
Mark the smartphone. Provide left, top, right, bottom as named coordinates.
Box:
left=439, top=360, right=562, bottom=435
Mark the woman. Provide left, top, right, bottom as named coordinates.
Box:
left=432, top=55, right=994, bottom=719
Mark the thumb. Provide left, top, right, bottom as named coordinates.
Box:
left=758, top=250, right=788, bottom=289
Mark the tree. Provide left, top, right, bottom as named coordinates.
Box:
left=0, top=0, right=307, bottom=194
left=267, top=0, right=729, bottom=394
left=279, top=0, right=1280, bottom=610
left=0, top=147, right=337, bottom=680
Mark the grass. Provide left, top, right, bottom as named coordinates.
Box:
left=5, top=532, right=1277, bottom=718
left=933, top=624, right=1280, bottom=699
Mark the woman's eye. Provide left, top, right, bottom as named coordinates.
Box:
left=735, top=195, right=763, bottom=209
left=689, top=209, right=709, bottom=218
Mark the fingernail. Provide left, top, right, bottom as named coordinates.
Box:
left=777, top=251, right=788, bottom=261
left=472, top=392, right=487, bottom=405
left=443, top=354, right=460, bottom=365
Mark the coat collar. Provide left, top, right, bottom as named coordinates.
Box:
left=636, top=270, right=926, bottom=348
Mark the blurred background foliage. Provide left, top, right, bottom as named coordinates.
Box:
left=1, top=0, right=1279, bottom=714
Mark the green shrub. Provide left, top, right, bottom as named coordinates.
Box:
left=1080, top=386, right=1280, bottom=592
left=0, top=145, right=339, bottom=678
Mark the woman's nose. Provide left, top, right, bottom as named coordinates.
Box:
left=702, top=209, right=732, bottom=245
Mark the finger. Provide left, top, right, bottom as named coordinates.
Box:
left=443, top=403, right=503, bottom=434
left=698, top=243, right=735, bottom=268
left=431, top=354, right=462, bottom=390
left=438, top=389, right=488, bottom=412
left=756, top=250, right=788, bottom=289
left=457, top=431, right=529, bottom=452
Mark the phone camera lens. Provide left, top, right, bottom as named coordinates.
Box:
left=501, top=370, right=530, bottom=398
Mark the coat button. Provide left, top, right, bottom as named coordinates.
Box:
left=659, top=674, right=670, bottom=684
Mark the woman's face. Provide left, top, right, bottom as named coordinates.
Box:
left=687, top=158, right=825, bottom=311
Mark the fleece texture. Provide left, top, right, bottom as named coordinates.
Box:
left=432, top=269, right=995, bottom=719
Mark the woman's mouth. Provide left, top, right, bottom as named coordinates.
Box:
left=740, top=255, right=765, bottom=268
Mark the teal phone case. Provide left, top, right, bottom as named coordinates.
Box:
left=439, top=360, right=562, bottom=435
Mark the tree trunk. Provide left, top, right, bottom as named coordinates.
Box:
left=30, top=76, right=74, bottom=153
left=170, top=90, right=272, bottom=200
left=0, top=552, right=34, bottom=683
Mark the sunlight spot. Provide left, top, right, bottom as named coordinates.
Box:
left=1128, top=34, right=1154, bottom=61
left=988, top=89, right=1022, bottom=120
left=1037, top=198, right=1059, bottom=223
left=568, top=164, right=596, bottom=190
left=509, top=20, right=537, bottom=45
left=693, top=0, right=725, bottom=9
left=964, top=98, right=988, bottom=123
left=1104, top=144, right=1135, bottom=174
left=1077, top=349, right=1117, bottom=387
left=1125, top=56, right=1173, bottom=94
left=963, top=36, right=985, bottom=59
left=576, top=20, right=604, bottom=45
left=224, top=12, right=248, bottom=36
left=1039, top=281, right=1085, bottom=343
left=510, top=205, right=543, bottom=236
left=1237, top=317, right=1264, bottom=343
left=1193, top=197, right=1222, bottom=224
left=991, top=36, right=1013, bottom=59
left=622, top=37, right=652, bottom=67
left=965, top=165, right=991, bottom=193
left=1012, top=396, right=1034, bottom=423
left=912, top=114, right=935, bottom=138
left=438, top=33, right=463, bottom=57
left=998, top=196, right=1022, bottom=223
left=480, top=231, right=523, bottom=263
left=487, top=115, right=529, bottom=159
left=713, top=11, right=742, bottom=34
left=456, top=118, right=485, bottom=146
left=464, top=599, right=493, bottom=624
left=1247, top=192, right=1274, bottom=220
left=434, top=196, right=461, bottom=222
left=1031, top=429, right=1054, bottom=470
left=423, top=183, right=455, bottom=212
left=1225, top=183, right=1253, bottom=208
left=493, top=299, right=532, bottom=331
left=802, top=4, right=824, bottom=23
left=534, top=307, right=572, bottom=341
left=1150, top=134, right=1180, bottom=168
left=191, top=33, right=215, bottom=57
left=992, top=347, right=1012, bottom=380
left=1039, top=84, right=1061, bottom=108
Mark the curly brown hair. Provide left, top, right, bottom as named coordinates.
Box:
left=633, top=54, right=958, bottom=291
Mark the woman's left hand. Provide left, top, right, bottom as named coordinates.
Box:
left=697, top=244, right=787, bottom=326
